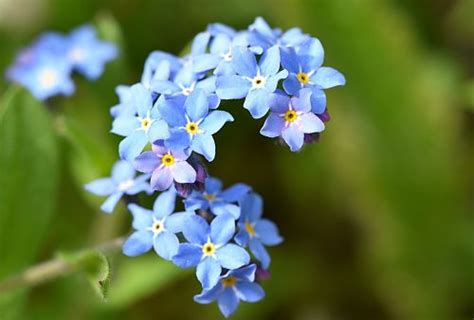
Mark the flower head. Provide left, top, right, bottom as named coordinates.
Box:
left=234, top=193, right=283, bottom=268
left=216, top=46, right=288, bottom=119
left=185, top=177, right=251, bottom=219
left=260, top=88, right=325, bottom=152
left=85, top=160, right=151, bottom=213
left=194, top=264, right=265, bottom=318
left=123, top=188, right=192, bottom=260
left=134, top=141, right=197, bottom=191
left=172, top=213, right=250, bottom=289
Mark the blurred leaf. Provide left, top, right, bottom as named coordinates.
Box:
left=0, top=86, right=59, bottom=317
left=103, top=254, right=188, bottom=309
left=59, top=250, right=111, bottom=301
left=466, top=80, right=474, bottom=112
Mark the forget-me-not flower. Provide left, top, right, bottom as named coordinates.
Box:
left=112, top=83, right=170, bottom=160
left=194, top=264, right=265, bottom=318
left=85, top=160, right=151, bottom=213
left=173, top=213, right=250, bottom=289
left=133, top=140, right=197, bottom=191
left=123, top=188, right=192, bottom=260
left=234, top=193, right=283, bottom=268
left=260, top=89, right=325, bottom=151
left=185, top=177, right=251, bottom=219
left=159, top=89, right=233, bottom=161
left=216, top=46, right=288, bottom=119
left=280, top=37, right=345, bottom=114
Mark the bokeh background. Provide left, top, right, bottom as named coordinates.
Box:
left=0, top=0, right=473, bottom=319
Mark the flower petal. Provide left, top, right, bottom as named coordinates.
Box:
left=311, top=67, right=346, bottom=89
left=185, top=89, right=209, bottom=122
left=172, top=243, right=202, bottom=268
left=150, top=167, right=174, bottom=191
left=119, top=131, right=148, bottom=161
left=210, top=213, right=235, bottom=245
left=192, top=133, right=216, bottom=162
left=240, top=193, right=263, bottom=221
left=133, top=151, right=159, bottom=173
left=147, top=119, right=170, bottom=142
left=171, top=161, right=197, bottom=184
left=182, top=214, right=209, bottom=245
left=281, top=125, right=304, bottom=152
left=260, top=113, right=285, bottom=138
left=216, top=75, right=250, bottom=99
left=153, top=231, right=179, bottom=260
left=291, top=88, right=312, bottom=112
left=158, top=98, right=187, bottom=127
left=231, top=47, right=257, bottom=77
left=100, top=191, right=123, bottom=213
left=220, top=183, right=251, bottom=202
left=216, top=244, right=250, bottom=269
left=255, top=219, right=284, bottom=246
left=299, top=113, right=325, bottom=134
left=217, top=288, right=240, bottom=318
left=249, top=238, right=270, bottom=269
left=310, top=87, right=327, bottom=114
left=128, top=203, right=153, bottom=230
left=123, top=231, right=153, bottom=256
left=259, top=45, right=280, bottom=76
left=85, top=178, right=115, bottom=196
left=235, top=282, right=265, bottom=302
left=243, top=89, right=270, bottom=119
left=197, top=257, right=222, bottom=289
left=153, top=188, right=176, bottom=218
left=200, top=110, right=234, bottom=135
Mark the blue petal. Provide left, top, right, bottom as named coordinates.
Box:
left=200, top=110, right=234, bottom=135
left=311, top=67, right=346, bottom=89
left=267, top=91, right=290, bottom=114
left=85, top=178, right=115, bottom=196
left=185, top=89, right=209, bottom=122
left=216, top=75, right=250, bottom=99
left=100, top=191, right=123, bottom=213
left=210, top=213, right=235, bottom=245
left=150, top=80, right=180, bottom=95
left=260, top=113, right=285, bottom=138
left=259, top=45, right=280, bottom=76
left=220, top=183, right=251, bottom=202
left=196, top=76, right=217, bottom=94
left=192, top=133, right=216, bottom=162
left=280, top=47, right=299, bottom=73
left=111, top=160, right=136, bottom=181
left=182, top=214, right=210, bottom=245
left=210, top=33, right=231, bottom=54
left=234, top=228, right=250, bottom=247
left=298, top=37, right=324, bottom=71
left=128, top=203, right=153, bottom=230
left=153, top=188, right=176, bottom=218
left=165, top=211, right=194, bottom=233
left=231, top=47, right=257, bottom=77
left=243, top=89, right=270, bottom=119
left=211, top=203, right=240, bottom=219
left=310, top=88, right=327, bottom=114
left=147, top=120, right=170, bottom=142
left=216, top=244, right=250, bottom=269
left=235, top=282, right=265, bottom=302
left=229, top=264, right=257, bottom=282
left=191, top=31, right=211, bottom=56
left=172, top=243, right=203, bottom=268
left=158, top=98, right=187, bottom=127
left=249, top=238, right=270, bottom=269
left=123, top=231, right=153, bottom=256
left=192, top=53, right=220, bottom=73
left=240, top=193, right=263, bottom=221
left=255, top=219, right=284, bottom=246
left=217, top=288, right=240, bottom=318
left=150, top=167, right=174, bottom=191
left=164, top=129, right=191, bottom=150
left=197, top=257, right=222, bottom=289
left=119, top=131, right=148, bottom=161
left=281, top=125, right=304, bottom=152
left=133, top=151, right=159, bottom=173
left=283, top=74, right=302, bottom=95
left=299, top=113, right=325, bottom=133
left=130, top=83, right=152, bottom=117
left=194, top=283, right=222, bottom=304
left=205, top=177, right=223, bottom=194
left=153, top=231, right=179, bottom=260
left=265, top=69, right=288, bottom=93
left=291, top=88, right=312, bottom=112
left=111, top=115, right=138, bottom=136
left=171, top=161, right=197, bottom=184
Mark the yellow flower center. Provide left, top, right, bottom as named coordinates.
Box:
left=161, top=154, right=175, bottom=167
left=153, top=221, right=162, bottom=232
left=204, top=193, right=216, bottom=201
left=245, top=222, right=256, bottom=237
left=39, top=69, right=58, bottom=88
left=222, top=276, right=237, bottom=288
left=296, top=72, right=310, bottom=84
left=202, top=242, right=216, bottom=256
left=284, top=110, right=298, bottom=123
left=141, top=118, right=152, bottom=130
left=186, top=122, right=199, bottom=135
left=251, top=75, right=266, bottom=89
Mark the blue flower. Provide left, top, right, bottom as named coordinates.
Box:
left=247, top=17, right=310, bottom=50
left=123, top=188, right=192, bottom=260
left=141, top=51, right=182, bottom=91
left=133, top=140, right=197, bottom=191
left=85, top=160, right=151, bottom=213
left=235, top=193, right=283, bottom=269
left=216, top=46, right=288, bottom=119
left=194, top=264, right=265, bottom=318
left=110, top=85, right=134, bottom=118
left=260, top=88, right=325, bottom=151
left=280, top=37, right=345, bottom=114
left=158, top=89, right=234, bottom=161
left=172, top=213, right=250, bottom=289
left=111, top=83, right=170, bottom=160
left=66, top=24, right=118, bottom=80
left=184, top=177, right=251, bottom=219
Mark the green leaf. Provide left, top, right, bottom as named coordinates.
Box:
left=59, top=250, right=111, bottom=301
left=0, top=86, right=59, bottom=316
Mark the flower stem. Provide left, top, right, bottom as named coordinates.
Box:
left=0, top=237, right=125, bottom=294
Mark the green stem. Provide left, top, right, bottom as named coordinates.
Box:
left=0, top=237, right=125, bottom=294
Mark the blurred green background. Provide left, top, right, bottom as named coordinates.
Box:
left=0, top=0, right=473, bottom=319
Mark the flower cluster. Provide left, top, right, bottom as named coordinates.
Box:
left=6, top=25, right=117, bottom=100
left=86, top=17, right=345, bottom=317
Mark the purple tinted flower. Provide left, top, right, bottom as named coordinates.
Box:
left=133, top=141, right=197, bottom=191
left=260, top=88, right=325, bottom=152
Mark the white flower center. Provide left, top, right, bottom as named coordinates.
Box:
left=39, top=68, right=58, bottom=88
left=69, top=47, right=85, bottom=62
left=117, top=179, right=135, bottom=191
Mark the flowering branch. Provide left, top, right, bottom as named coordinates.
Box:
left=0, top=237, right=125, bottom=294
